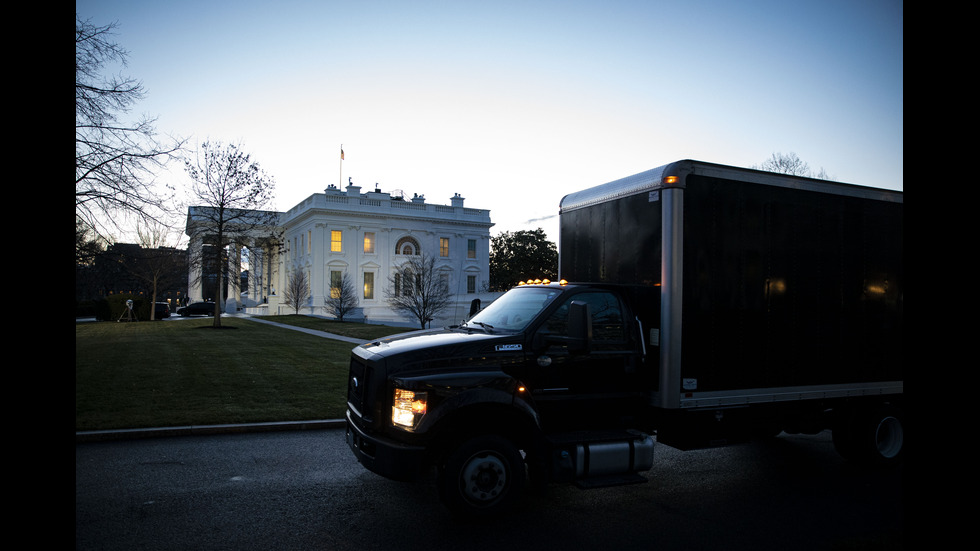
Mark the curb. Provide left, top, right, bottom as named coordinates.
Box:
left=75, top=419, right=348, bottom=443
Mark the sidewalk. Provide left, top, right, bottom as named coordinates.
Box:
left=75, top=313, right=361, bottom=443
left=241, top=314, right=368, bottom=345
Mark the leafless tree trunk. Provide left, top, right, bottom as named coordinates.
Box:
left=325, top=272, right=358, bottom=321
left=127, top=222, right=185, bottom=320
left=385, top=254, right=452, bottom=329
left=184, top=141, right=280, bottom=327
left=283, top=268, right=310, bottom=315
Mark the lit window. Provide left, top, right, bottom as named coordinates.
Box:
left=331, top=230, right=342, bottom=252
left=330, top=271, right=342, bottom=299
left=364, top=232, right=375, bottom=254
left=440, top=238, right=450, bottom=257
left=395, top=236, right=420, bottom=256
left=363, top=272, right=374, bottom=299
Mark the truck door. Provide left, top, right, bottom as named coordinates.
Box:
left=526, top=290, right=646, bottom=431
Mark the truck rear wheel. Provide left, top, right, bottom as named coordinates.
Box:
left=833, top=404, right=904, bottom=468
left=438, top=434, right=526, bottom=517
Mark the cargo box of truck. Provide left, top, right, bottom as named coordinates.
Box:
left=558, top=159, right=903, bottom=449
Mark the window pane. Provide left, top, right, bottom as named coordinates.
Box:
left=330, top=271, right=342, bottom=298
left=363, top=272, right=374, bottom=299
left=331, top=230, right=342, bottom=252
left=396, top=236, right=420, bottom=256
left=545, top=292, right=625, bottom=342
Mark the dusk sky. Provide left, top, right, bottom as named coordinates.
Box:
left=77, top=0, right=903, bottom=240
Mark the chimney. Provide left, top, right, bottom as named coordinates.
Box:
left=451, top=193, right=465, bottom=207
left=346, top=178, right=361, bottom=197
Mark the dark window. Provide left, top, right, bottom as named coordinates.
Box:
left=545, top=291, right=626, bottom=343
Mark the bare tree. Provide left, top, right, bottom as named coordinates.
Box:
left=76, top=217, right=106, bottom=267
left=76, top=217, right=109, bottom=302
left=385, top=254, right=453, bottom=329
left=75, top=16, right=183, bottom=250
left=184, top=141, right=280, bottom=327
left=754, top=152, right=833, bottom=180
left=127, top=222, right=185, bottom=320
left=325, top=272, right=358, bottom=321
left=282, top=268, right=310, bottom=315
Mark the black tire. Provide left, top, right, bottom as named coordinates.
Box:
left=438, top=434, right=526, bottom=518
left=833, top=404, right=903, bottom=468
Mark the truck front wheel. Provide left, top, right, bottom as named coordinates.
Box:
left=438, top=434, right=526, bottom=517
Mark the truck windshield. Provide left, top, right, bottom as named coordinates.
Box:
left=465, top=287, right=563, bottom=332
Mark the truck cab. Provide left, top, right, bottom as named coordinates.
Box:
left=346, top=281, right=657, bottom=516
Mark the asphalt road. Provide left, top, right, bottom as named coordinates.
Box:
left=75, top=428, right=903, bottom=551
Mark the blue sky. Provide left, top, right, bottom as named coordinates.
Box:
left=77, top=0, right=903, bottom=240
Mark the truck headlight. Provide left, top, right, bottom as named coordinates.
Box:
left=392, top=388, right=427, bottom=430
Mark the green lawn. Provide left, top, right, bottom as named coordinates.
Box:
left=75, top=316, right=411, bottom=431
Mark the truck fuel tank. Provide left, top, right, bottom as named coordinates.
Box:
left=548, top=430, right=655, bottom=487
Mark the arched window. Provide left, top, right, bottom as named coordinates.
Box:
left=395, top=236, right=421, bottom=256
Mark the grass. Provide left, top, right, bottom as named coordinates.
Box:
left=75, top=316, right=412, bottom=432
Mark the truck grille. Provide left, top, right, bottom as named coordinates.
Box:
left=347, top=357, right=372, bottom=422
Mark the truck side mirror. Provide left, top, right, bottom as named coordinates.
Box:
left=567, top=300, right=592, bottom=354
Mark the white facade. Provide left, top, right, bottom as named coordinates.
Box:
left=189, top=183, right=497, bottom=328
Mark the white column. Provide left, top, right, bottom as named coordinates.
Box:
left=268, top=238, right=283, bottom=312
left=225, top=243, right=242, bottom=312
left=312, top=222, right=330, bottom=312
left=187, top=234, right=204, bottom=304
left=251, top=245, right=264, bottom=304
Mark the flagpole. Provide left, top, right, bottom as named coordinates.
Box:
left=339, top=144, right=344, bottom=187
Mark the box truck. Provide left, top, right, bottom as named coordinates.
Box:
left=345, top=159, right=903, bottom=517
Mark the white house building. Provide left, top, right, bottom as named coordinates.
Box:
left=186, top=182, right=497, bottom=327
